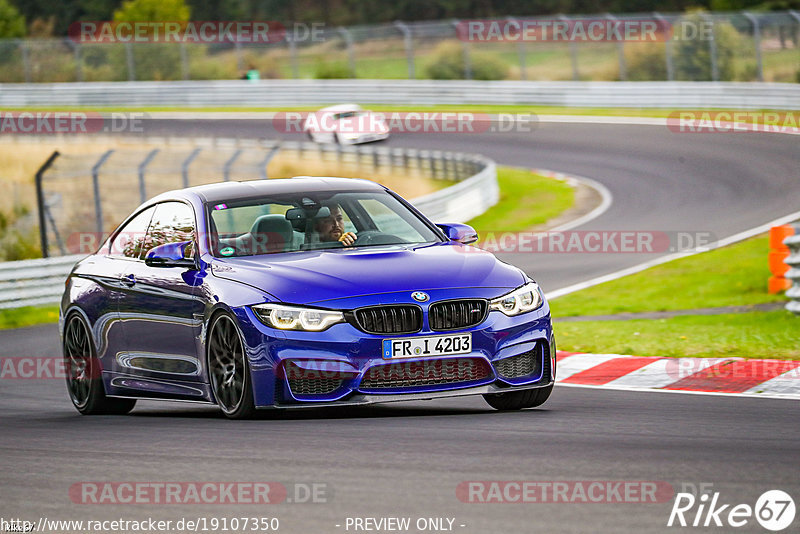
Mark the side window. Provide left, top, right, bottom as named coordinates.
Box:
left=108, top=206, right=156, bottom=259
left=143, top=202, right=196, bottom=259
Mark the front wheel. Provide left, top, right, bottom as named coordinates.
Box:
left=63, top=313, right=136, bottom=415
left=483, top=384, right=553, bottom=411
left=208, top=313, right=257, bottom=419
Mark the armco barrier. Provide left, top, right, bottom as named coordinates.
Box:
left=785, top=234, right=800, bottom=315
left=2, top=80, right=799, bottom=110
left=1, top=143, right=498, bottom=309
left=0, top=254, right=83, bottom=309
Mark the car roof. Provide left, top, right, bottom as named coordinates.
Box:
left=156, top=176, right=387, bottom=204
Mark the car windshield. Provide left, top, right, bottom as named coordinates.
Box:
left=333, top=110, right=366, bottom=120
left=207, top=189, right=442, bottom=257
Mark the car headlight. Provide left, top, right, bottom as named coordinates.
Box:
left=488, top=282, right=543, bottom=316
left=251, top=304, right=344, bottom=331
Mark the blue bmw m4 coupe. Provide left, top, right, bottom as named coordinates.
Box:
left=61, top=177, right=555, bottom=419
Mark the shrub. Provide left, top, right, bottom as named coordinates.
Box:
left=424, top=41, right=509, bottom=81
left=315, top=61, right=352, bottom=79
left=0, top=205, right=40, bottom=261
left=625, top=42, right=667, bottom=81
left=625, top=11, right=750, bottom=81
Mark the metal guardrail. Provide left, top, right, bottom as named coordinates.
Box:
left=2, top=140, right=497, bottom=309
left=412, top=158, right=498, bottom=223
left=0, top=254, right=83, bottom=309
left=2, top=80, right=799, bottom=110
left=786, top=234, right=800, bottom=315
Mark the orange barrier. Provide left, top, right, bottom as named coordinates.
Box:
left=769, top=225, right=795, bottom=294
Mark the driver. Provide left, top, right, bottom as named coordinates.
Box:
left=314, top=204, right=356, bottom=246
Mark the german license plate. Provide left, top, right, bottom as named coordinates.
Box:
left=382, top=333, right=472, bottom=359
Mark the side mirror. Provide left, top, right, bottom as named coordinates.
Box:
left=145, top=241, right=197, bottom=268
left=436, top=223, right=479, bottom=245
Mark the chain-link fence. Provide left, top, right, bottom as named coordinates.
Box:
left=33, top=138, right=487, bottom=258
left=2, top=11, right=799, bottom=84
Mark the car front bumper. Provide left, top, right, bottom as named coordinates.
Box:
left=232, top=298, right=555, bottom=409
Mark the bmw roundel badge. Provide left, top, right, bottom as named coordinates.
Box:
left=411, top=291, right=430, bottom=302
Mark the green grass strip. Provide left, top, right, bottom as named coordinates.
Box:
left=556, top=310, right=798, bottom=360
left=0, top=305, right=59, bottom=330
left=551, top=235, right=785, bottom=317
left=468, top=166, right=574, bottom=233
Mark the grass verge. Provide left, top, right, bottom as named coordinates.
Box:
left=551, top=235, right=784, bottom=317
left=556, top=311, right=798, bottom=360
left=551, top=234, right=797, bottom=360
left=0, top=305, right=59, bottom=330
left=467, top=167, right=574, bottom=233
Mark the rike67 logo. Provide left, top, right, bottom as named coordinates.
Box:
left=668, top=489, right=795, bottom=531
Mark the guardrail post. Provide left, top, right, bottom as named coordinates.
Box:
left=288, top=32, right=299, bottom=79
left=452, top=20, right=472, bottom=80
left=234, top=41, right=244, bottom=74
left=260, top=144, right=281, bottom=180
left=743, top=12, right=764, bottom=82
left=507, top=17, right=526, bottom=80
left=137, top=149, right=159, bottom=203
left=653, top=12, right=674, bottom=81
left=179, top=41, right=190, bottom=80
left=91, top=150, right=114, bottom=235
left=181, top=148, right=201, bottom=188
left=394, top=21, right=415, bottom=79
left=605, top=14, right=627, bottom=81
left=72, top=41, right=83, bottom=82
left=785, top=233, right=800, bottom=315
left=34, top=151, right=60, bottom=258
left=223, top=149, right=243, bottom=182
left=125, top=42, right=135, bottom=81
left=20, top=40, right=32, bottom=83
left=700, top=13, right=719, bottom=81
left=791, top=11, right=800, bottom=55
left=558, top=15, right=580, bottom=81
left=338, top=27, right=356, bottom=78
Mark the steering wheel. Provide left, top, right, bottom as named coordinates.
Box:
left=353, top=231, right=402, bottom=246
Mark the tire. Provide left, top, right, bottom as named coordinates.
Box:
left=207, top=313, right=257, bottom=420
left=483, top=384, right=553, bottom=411
left=63, top=313, right=136, bottom=415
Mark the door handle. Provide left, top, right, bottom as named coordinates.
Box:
left=120, top=274, right=136, bottom=287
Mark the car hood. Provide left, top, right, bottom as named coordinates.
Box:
left=210, top=242, right=526, bottom=305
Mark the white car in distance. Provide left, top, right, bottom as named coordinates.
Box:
left=303, top=104, right=390, bottom=145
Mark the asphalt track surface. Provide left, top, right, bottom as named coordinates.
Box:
left=1, top=119, right=798, bottom=533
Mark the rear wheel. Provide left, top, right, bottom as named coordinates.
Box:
left=63, top=314, right=136, bottom=415
left=483, top=384, right=553, bottom=411
left=208, top=313, right=256, bottom=419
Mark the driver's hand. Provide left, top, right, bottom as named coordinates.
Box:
left=338, top=231, right=357, bottom=246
